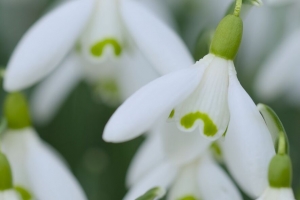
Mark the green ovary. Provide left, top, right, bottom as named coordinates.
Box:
left=15, top=186, right=32, bottom=200
left=90, top=38, right=122, bottom=57
left=179, top=196, right=198, bottom=200
left=180, top=112, right=218, bottom=137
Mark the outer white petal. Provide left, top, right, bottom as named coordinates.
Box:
left=25, top=129, right=87, bottom=200
left=117, top=50, right=158, bottom=101
left=30, top=52, right=83, bottom=125
left=120, top=0, right=194, bottom=75
left=223, top=67, right=275, bottom=198
left=0, top=190, right=22, bottom=200
left=197, top=155, right=242, bottom=200
left=4, top=0, right=94, bottom=91
left=1, top=129, right=32, bottom=188
left=168, top=162, right=201, bottom=200
left=124, top=162, right=177, bottom=200
left=103, top=65, right=205, bottom=143
left=161, top=122, right=211, bottom=166
left=254, top=29, right=300, bottom=101
left=265, top=0, right=296, bottom=6
left=126, top=130, right=165, bottom=187
left=257, top=187, right=295, bottom=200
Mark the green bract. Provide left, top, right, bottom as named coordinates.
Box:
left=0, top=152, right=13, bottom=191
left=4, top=93, right=31, bottom=130
left=268, top=154, right=292, bottom=188
left=210, top=15, right=243, bottom=60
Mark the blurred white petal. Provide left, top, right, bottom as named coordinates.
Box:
left=254, top=29, right=300, bottom=101
left=103, top=66, right=204, bottom=143
left=117, top=50, right=158, bottom=101
left=30, top=52, right=83, bottom=125
left=4, top=0, right=94, bottom=91
left=120, top=0, right=193, bottom=75
left=126, top=130, right=165, bottom=187
left=161, top=122, right=211, bottom=166
left=124, top=162, right=177, bottom=200
left=168, top=162, right=200, bottom=200
left=223, top=67, right=275, bottom=198
left=257, top=187, right=295, bottom=200
left=0, top=190, right=22, bottom=200
left=26, top=129, right=87, bottom=200
left=197, top=155, right=242, bottom=200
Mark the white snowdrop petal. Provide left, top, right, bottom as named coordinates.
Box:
left=103, top=65, right=205, bottom=143
left=257, top=187, right=295, bottom=200
left=80, top=0, right=124, bottom=63
left=254, top=29, right=300, bottom=101
left=26, top=130, right=87, bottom=200
left=124, top=162, right=177, bottom=200
left=1, top=129, right=32, bottom=188
left=176, top=54, right=230, bottom=140
left=120, top=0, right=194, bottom=75
left=223, top=67, right=275, bottom=198
left=161, top=122, right=211, bottom=166
left=31, top=52, right=83, bottom=125
left=0, top=190, right=22, bottom=200
left=126, top=130, right=165, bottom=187
left=168, top=162, right=200, bottom=200
left=197, top=155, right=242, bottom=200
left=116, top=50, right=158, bottom=102
left=4, top=0, right=94, bottom=91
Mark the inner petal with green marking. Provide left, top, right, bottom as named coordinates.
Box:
left=180, top=111, right=218, bottom=137
left=179, top=195, right=198, bottom=200
left=90, top=38, right=122, bottom=57
left=15, top=186, right=32, bottom=200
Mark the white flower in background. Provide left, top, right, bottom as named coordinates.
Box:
left=4, top=0, right=192, bottom=124
left=254, top=28, right=300, bottom=106
left=125, top=123, right=242, bottom=200
left=1, top=93, right=87, bottom=200
left=0, top=152, right=22, bottom=200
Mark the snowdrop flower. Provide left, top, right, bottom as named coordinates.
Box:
left=1, top=93, right=87, bottom=200
left=103, top=1, right=268, bottom=143
left=254, top=28, right=300, bottom=106
left=125, top=123, right=242, bottom=200
left=0, top=152, right=22, bottom=200
left=4, top=0, right=192, bottom=123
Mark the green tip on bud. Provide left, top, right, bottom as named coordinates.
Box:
left=4, top=93, right=31, bottom=130
left=209, top=14, right=243, bottom=60
left=0, top=152, right=13, bottom=191
left=268, top=154, right=292, bottom=188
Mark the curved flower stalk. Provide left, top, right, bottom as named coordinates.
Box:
left=125, top=123, right=242, bottom=200
left=0, top=93, right=87, bottom=200
left=254, top=27, right=300, bottom=106
left=4, top=0, right=192, bottom=124
left=0, top=152, right=23, bottom=200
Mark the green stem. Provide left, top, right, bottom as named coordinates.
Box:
left=278, top=132, right=286, bottom=155
left=233, top=0, right=242, bottom=17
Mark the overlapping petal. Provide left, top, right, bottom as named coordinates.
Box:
left=197, top=155, right=242, bottom=200
left=126, top=130, right=165, bottom=187
left=222, top=67, right=275, bottom=198
left=124, top=162, right=177, bottom=200
left=31, top=52, right=83, bottom=125
left=103, top=66, right=205, bottom=143
left=4, top=0, right=94, bottom=91
left=120, top=0, right=194, bottom=75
